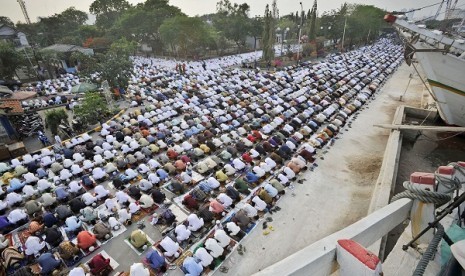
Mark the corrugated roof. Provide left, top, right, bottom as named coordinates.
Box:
left=41, top=44, right=93, bottom=55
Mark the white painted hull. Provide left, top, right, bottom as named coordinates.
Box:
left=414, top=44, right=465, bottom=126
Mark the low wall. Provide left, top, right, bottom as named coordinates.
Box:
left=253, top=198, right=413, bottom=276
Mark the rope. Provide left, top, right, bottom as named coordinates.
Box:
left=412, top=223, right=444, bottom=276
left=391, top=181, right=451, bottom=206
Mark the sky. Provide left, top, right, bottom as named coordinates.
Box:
left=2, top=0, right=464, bottom=24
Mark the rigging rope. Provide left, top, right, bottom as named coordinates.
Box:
left=391, top=181, right=451, bottom=205
left=412, top=223, right=445, bottom=276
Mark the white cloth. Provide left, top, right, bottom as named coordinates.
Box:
left=187, top=214, right=204, bottom=231
left=194, top=247, right=213, bottom=267
left=69, top=267, right=86, bottom=276
left=252, top=196, right=267, bottom=211
left=217, top=193, right=233, bottom=207
left=205, top=238, right=223, bottom=258
left=175, top=225, right=191, bottom=242
left=82, top=193, right=97, bottom=205
left=130, top=263, right=150, bottom=276
left=160, top=237, right=180, bottom=257
left=128, top=202, right=140, bottom=214
left=118, top=209, right=131, bottom=223
left=68, top=181, right=82, bottom=193
left=226, top=222, right=240, bottom=236
left=243, top=203, right=257, bottom=217
left=25, top=236, right=45, bottom=255
left=94, top=185, right=109, bottom=199
left=115, top=191, right=130, bottom=203
left=214, top=229, right=230, bottom=248
left=7, top=209, right=27, bottom=223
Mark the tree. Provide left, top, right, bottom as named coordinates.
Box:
left=212, top=0, right=252, bottom=51
left=45, top=109, right=68, bottom=135
left=74, top=92, right=109, bottom=125
left=0, top=16, right=14, bottom=27
left=0, top=41, right=24, bottom=79
left=308, top=0, right=318, bottom=40
left=89, top=0, right=131, bottom=29
left=112, top=2, right=184, bottom=54
left=99, top=38, right=136, bottom=88
left=159, top=16, right=214, bottom=58
left=262, top=5, right=274, bottom=62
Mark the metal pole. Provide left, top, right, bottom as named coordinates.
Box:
left=297, top=2, right=303, bottom=64
left=341, top=17, right=347, bottom=51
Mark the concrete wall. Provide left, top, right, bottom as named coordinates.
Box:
left=253, top=198, right=412, bottom=276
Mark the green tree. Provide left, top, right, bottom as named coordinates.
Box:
left=90, top=0, right=131, bottom=29
left=308, top=0, right=318, bottom=40
left=159, top=16, right=214, bottom=58
left=262, top=1, right=278, bottom=62
left=212, top=0, right=252, bottom=51
left=74, top=92, right=109, bottom=125
left=0, top=16, right=14, bottom=27
left=0, top=41, right=24, bottom=79
left=112, top=1, right=184, bottom=54
left=99, top=38, right=136, bottom=88
left=45, top=109, right=68, bottom=135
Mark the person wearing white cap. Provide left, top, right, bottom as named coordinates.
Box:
left=117, top=208, right=131, bottom=224
left=225, top=221, right=241, bottom=236
left=69, top=181, right=83, bottom=193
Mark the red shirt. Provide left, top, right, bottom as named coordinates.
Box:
left=242, top=153, right=253, bottom=163
left=89, top=254, right=110, bottom=274
left=77, top=231, right=96, bottom=250
left=247, top=134, right=256, bottom=143
left=252, top=130, right=262, bottom=140
left=183, top=194, right=198, bottom=209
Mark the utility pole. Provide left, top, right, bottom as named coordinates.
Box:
left=341, top=17, right=347, bottom=51
left=296, top=2, right=304, bottom=65
left=17, top=0, right=31, bottom=24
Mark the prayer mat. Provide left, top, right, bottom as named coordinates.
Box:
left=141, top=204, right=159, bottom=214
left=62, top=250, right=85, bottom=268
left=100, top=250, right=120, bottom=270
left=173, top=250, right=193, bottom=267
left=131, top=209, right=149, bottom=223
left=5, top=259, right=28, bottom=276
left=80, top=244, right=101, bottom=256
left=17, top=229, right=31, bottom=248
left=110, top=224, right=127, bottom=239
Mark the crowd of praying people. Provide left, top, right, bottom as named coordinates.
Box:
left=0, top=37, right=403, bottom=275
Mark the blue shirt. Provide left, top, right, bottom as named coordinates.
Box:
left=43, top=212, right=58, bottom=228
left=183, top=257, right=203, bottom=276
left=157, top=169, right=168, bottom=180
left=246, top=172, right=259, bottom=183
left=36, top=168, right=47, bottom=178
left=0, top=216, right=11, bottom=230
left=38, top=253, right=61, bottom=274
left=55, top=187, right=69, bottom=200
left=8, top=178, right=24, bottom=192
left=146, top=250, right=165, bottom=269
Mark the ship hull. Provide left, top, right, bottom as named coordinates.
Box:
left=414, top=44, right=465, bottom=126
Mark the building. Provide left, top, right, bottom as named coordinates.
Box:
left=0, top=24, right=29, bottom=47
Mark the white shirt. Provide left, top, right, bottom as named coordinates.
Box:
left=207, top=177, right=220, bottom=189
left=205, top=238, right=224, bottom=258
left=6, top=192, right=22, bottom=206
left=105, top=198, right=119, bottom=211
left=94, top=185, right=109, bottom=199
left=265, top=158, right=276, bottom=168
left=187, top=214, right=204, bottom=231
left=93, top=167, right=106, bottom=179
left=138, top=164, right=149, bottom=174
left=283, top=166, right=296, bottom=179
left=115, top=191, right=130, bottom=203
left=147, top=173, right=160, bottom=184
left=243, top=203, right=257, bottom=217
left=137, top=180, right=151, bottom=192
left=118, top=209, right=131, bottom=223
left=148, top=159, right=160, bottom=170
left=69, top=267, right=86, bottom=276
left=278, top=173, right=289, bottom=184
left=214, top=229, right=230, bottom=248
left=232, top=158, right=245, bottom=170
left=160, top=237, right=179, bottom=257
left=22, top=185, right=38, bottom=197
left=130, top=263, right=150, bottom=276
left=82, top=193, right=97, bottom=205
left=194, top=247, right=213, bottom=267
left=253, top=166, right=266, bottom=177
left=25, top=236, right=45, bottom=255
left=252, top=196, right=267, bottom=211
left=217, top=193, right=233, bottom=207
left=139, top=194, right=154, bottom=208
left=68, top=181, right=82, bottom=193
left=226, top=222, right=240, bottom=235
left=129, top=202, right=140, bottom=214
left=7, top=209, right=27, bottom=223
left=37, top=179, right=52, bottom=191
left=175, top=225, right=191, bottom=242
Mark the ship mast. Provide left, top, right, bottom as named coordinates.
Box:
left=17, top=0, right=32, bottom=24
